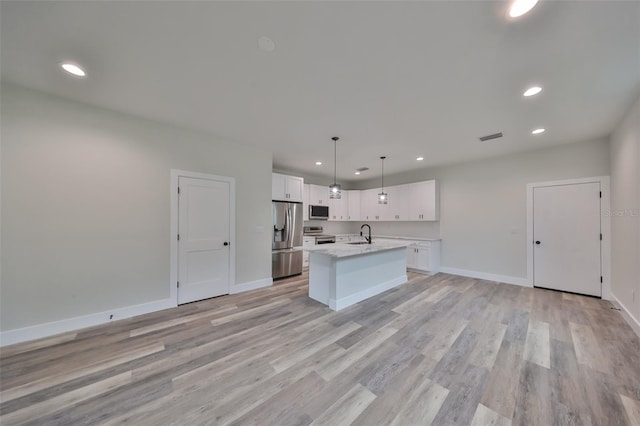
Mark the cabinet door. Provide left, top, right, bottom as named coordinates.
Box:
left=377, top=186, right=393, bottom=221
left=303, top=184, right=310, bottom=221
left=408, top=180, right=439, bottom=220
left=272, top=173, right=287, bottom=201
left=338, top=191, right=349, bottom=220
left=394, top=184, right=410, bottom=220
left=329, top=197, right=339, bottom=221
left=286, top=176, right=304, bottom=202
left=347, top=190, right=361, bottom=221
left=361, top=188, right=380, bottom=221
left=380, top=185, right=408, bottom=221
left=415, top=246, right=431, bottom=271
left=406, top=247, right=417, bottom=269
left=309, top=184, right=329, bottom=206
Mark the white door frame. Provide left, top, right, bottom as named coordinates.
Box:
left=526, top=176, right=611, bottom=299
left=170, top=169, right=236, bottom=306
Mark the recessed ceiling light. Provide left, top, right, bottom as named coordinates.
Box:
left=416, top=157, right=424, bottom=161
left=509, top=0, right=539, bottom=18
left=315, top=161, right=322, bottom=166
left=354, top=171, right=361, bottom=175
left=531, top=128, right=545, bottom=135
left=60, top=62, right=86, bottom=77
left=523, top=86, right=542, bottom=97
left=258, top=36, right=276, bottom=52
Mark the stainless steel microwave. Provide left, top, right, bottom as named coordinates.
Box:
left=309, top=205, right=329, bottom=220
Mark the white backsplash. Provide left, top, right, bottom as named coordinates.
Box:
left=304, top=220, right=440, bottom=239
left=303, top=220, right=355, bottom=235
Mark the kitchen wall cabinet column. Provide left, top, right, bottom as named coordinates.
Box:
left=347, top=190, right=361, bottom=221
left=309, top=184, right=330, bottom=206
left=407, top=180, right=439, bottom=220
left=272, top=173, right=304, bottom=202
left=329, top=191, right=349, bottom=221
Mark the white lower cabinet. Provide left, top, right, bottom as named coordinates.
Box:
left=406, top=241, right=440, bottom=273
left=303, top=236, right=316, bottom=268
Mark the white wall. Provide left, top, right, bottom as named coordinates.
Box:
left=355, top=139, right=610, bottom=282
left=0, top=83, right=273, bottom=334
left=610, top=94, right=640, bottom=326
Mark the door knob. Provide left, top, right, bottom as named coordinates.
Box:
left=535, top=241, right=541, bottom=245
left=223, top=242, right=229, bottom=246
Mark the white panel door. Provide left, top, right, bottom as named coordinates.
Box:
left=533, top=182, right=601, bottom=296
left=178, top=176, right=230, bottom=304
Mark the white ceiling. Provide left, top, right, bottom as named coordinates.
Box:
left=2, top=1, right=639, bottom=183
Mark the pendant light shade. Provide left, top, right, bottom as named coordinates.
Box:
left=378, top=156, right=388, bottom=204
left=329, top=137, right=342, bottom=199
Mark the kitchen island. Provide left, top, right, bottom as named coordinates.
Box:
left=303, top=240, right=412, bottom=311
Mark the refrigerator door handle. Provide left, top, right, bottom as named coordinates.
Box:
left=286, top=207, right=292, bottom=243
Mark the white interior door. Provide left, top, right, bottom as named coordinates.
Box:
left=178, top=176, right=230, bottom=304
left=533, top=182, right=601, bottom=296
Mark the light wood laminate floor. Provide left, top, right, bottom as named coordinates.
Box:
left=1, top=272, right=639, bottom=425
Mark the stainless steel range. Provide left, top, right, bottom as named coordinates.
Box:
left=303, top=226, right=336, bottom=244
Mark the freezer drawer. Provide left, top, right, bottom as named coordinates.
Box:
left=272, top=249, right=303, bottom=280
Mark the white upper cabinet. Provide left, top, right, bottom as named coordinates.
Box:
left=379, top=184, right=409, bottom=221
left=407, top=180, right=439, bottom=220
left=329, top=191, right=349, bottom=221
left=308, top=184, right=330, bottom=206
left=272, top=173, right=304, bottom=202
left=360, top=188, right=381, bottom=221
left=347, top=190, right=361, bottom=221
left=294, top=179, right=438, bottom=222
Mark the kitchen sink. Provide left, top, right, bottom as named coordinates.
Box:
left=347, top=241, right=371, bottom=245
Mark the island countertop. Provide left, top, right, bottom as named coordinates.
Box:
left=303, top=240, right=412, bottom=258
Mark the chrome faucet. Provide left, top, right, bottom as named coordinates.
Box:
left=360, top=224, right=372, bottom=244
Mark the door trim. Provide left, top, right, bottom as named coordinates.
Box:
left=170, top=169, right=236, bottom=306
left=526, top=176, right=611, bottom=299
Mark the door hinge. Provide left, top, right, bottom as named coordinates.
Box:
left=600, top=233, right=602, bottom=240
left=600, top=276, right=603, bottom=283
left=177, top=281, right=180, bottom=288
left=177, top=234, right=180, bottom=241
left=178, top=187, right=180, bottom=194
left=599, top=191, right=602, bottom=198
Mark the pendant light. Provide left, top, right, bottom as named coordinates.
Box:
left=329, top=136, right=342, bottom=199
left=378, top=156, right=388, bottom=204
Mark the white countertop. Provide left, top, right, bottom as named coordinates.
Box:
left=303, top=239, right=413, bottom=258
left=333, top=234, right=441, bottom=242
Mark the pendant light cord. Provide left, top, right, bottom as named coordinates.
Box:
left=380, top=156, right=386, bottom=191
left=334, top=139, right=337, bottom=185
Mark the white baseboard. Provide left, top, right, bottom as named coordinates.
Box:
left=329, top=275, right=408, bottom=311
left=0, top=298, right=175, bottom=347
left=612, top=293, right=640, bottom=337
left=439, top=266, right=530, bottom=287
left=230, top=277, right=273, bottom=294
left=1, top=276, right=274, bottom=347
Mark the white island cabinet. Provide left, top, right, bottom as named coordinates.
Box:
left=304, top=240, right=412, bottom=311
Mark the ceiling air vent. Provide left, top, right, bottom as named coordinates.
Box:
left=478, top=132, right=503, bottom=142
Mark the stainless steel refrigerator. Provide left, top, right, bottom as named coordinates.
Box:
left=272, top=201, right=303, bottom=279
